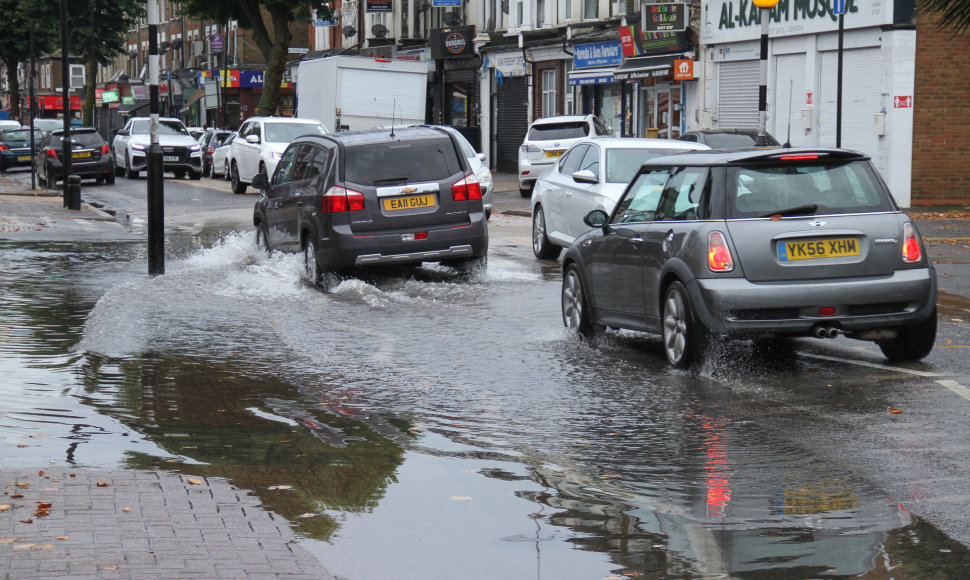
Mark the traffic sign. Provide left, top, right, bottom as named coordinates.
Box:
left=833, top=0, right=846, bottom=15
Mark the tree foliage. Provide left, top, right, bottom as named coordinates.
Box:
left=0, top=1, right=60, bottom=121
left=919, top=0, right=970, bottom=37
left=178, top=0, right=336, bottom=118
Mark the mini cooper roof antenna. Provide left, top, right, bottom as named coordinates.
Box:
left=783, top=79, right=793, bottom=148
left=390, top=100, right=397, bottom=138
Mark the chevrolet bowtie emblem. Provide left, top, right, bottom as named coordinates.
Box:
left=401, top=187, right=417, bottom=194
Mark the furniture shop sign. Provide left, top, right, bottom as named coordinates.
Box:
left=573, top=41, right=622, bottom=69
left=700, top=0, right=892, bottom=44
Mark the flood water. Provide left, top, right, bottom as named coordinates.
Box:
left=3, top=233, right=970, bottom=579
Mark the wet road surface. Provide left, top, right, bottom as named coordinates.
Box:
left=3, top=179, right=970, bottom=577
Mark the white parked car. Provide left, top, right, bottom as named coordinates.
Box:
left=209, top=133, right=236, bottom=180
left=111, top=117, right=203, bottom=179
left=228, top=116, right=328, bottom=194
left=518, top=114, right=611, bottom=197
left=531, top=137, right=710, bottom=260
left=0, top=120, right=22, bottom=131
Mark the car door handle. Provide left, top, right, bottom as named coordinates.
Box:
left=631, top=237, right=644, bottom=248
left=663, top=230, right=674, bottom=252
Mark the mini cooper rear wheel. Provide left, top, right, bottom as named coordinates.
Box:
left=662, top=281, right=706, bottom=368
left=877, top=309, right=937, bottom=362
left=532, top=205, right=562, bottom=260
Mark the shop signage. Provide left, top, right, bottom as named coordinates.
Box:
left=641, top=3, right=686, bottom=33
left=121, top=96, right=135, bottom=105
left=209, top=34, right=224, bottom=53
left=101, top=90, right=119, bottom=103
left=701, top=0, right=891, bottom=44
left=198, top=70, right=293, bottom=89
left=38, top=95, right=82, bottom=110
left=618, top=26, right=686, bottom=57
left=430, top=26, right=475, bottom=59
left=432, top=0, right=462, bottom=6
left=573, top=41, right=622, bottom=69
left=673, top=59, right=694, bottom=80
left=894, top=95, right=913, bottom=108
left=367, top=0, right=392, bottom=11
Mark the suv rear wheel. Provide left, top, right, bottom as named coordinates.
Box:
left=230, top=161, right=246, bottom=194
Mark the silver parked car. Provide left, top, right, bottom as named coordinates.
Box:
left=561, top=148, right=937, bottom=368
left=531, top=137, right=710, bottom=260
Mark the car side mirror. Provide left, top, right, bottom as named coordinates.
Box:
left=572, top=169, right=598, bottom=185
left=585, top=209, right=609, bottom=228
left=476, top=152, right=486, bottom=162
left=246, top=134, right=260, bottom=144
left=252, top=172, right=269, bottom=189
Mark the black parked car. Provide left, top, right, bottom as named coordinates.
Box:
left=0, top=128, right=43, bottom=172
left=198, top=128, right=234, bottom=177
left=679, top=129, right=780, bottom=149
left=36, top=128, right=115, bottom=186
left=252, top=126, right=489, bottom=284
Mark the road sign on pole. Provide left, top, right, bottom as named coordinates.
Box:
left=833, top=0, right=846, bottom=15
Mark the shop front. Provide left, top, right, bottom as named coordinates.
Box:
left=481, top=49, right=530, bottom=172
left=430, top=26, right=482, bottom=150
left=568, top=40, right=629, bottom=136
left=615, top=28, right=693, bottom=139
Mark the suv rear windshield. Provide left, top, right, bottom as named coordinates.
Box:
left=51, top=131, right=105, bottom=147
left=528, top=122, right=588, bottom=141
left=343, top=137, right=462, bottom=186
left=727, top=159, right=894, bottom=218
left=265, top=123, right=327, bottom=143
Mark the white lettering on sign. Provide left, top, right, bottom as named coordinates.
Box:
left=894, top=95, right=913, bottom=108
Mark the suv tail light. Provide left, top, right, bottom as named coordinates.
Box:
left=520, top=144, right=541, bottom=153
left=902, top=222, right=922, bottom=263
left=321, top=186, right=365, bottom=213
left=45, top=148, right=58, bottom=160
left=708, top=231, right=734, bottom=272
left=452, top=175, right=482, bottom=201
left=100, top=144, right=110, bottom=156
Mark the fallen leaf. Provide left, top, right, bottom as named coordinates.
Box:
left=297, top=513, right=317, bottom=518
left=103, top=566, right=119, bottom=571
left=450, top=495, right=472, bottom=501
left=19, top=519, right=33, bottom=524
left=186, top=478, right=203, bottom=485
left=42, top=488, right=57, bottom=492
left=15, top=483, right=29, bottom=489
left=17, top=444, right=25, bottom=448
left=268, top=485, right=293, bottom=491
left=888, top=406, right=904, bottom=414
left=947, top=339, right=953, bottom=345
left=123, top=507, right=130, bottom=513
left=9, top=494, right=24, bottom=499
left=56, top=536, right=68, bottom=540
left=37, top=471, right=45, bottom=477
left=601, top=474, right=622, bottom=479
left=181, top=446, right=198, bottom=450
left=0, top=538, right=19, bottom=543
left=69, top=474, right=76, bottom=478
left=0, top=504, right=9, bottom=512
left=96, top=481, right=109, bottom=487
left=34, top=503, right=51, bottom=517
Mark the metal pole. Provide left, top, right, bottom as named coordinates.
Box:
left=836, top=13, right=844, bottom=148
left=147, top=0, right=165, bottom=276
left=29, top=23, right=36, bottom=191
left=756, top=7, right=769, bottom=146
left=60, top=0, right=74, bottom=207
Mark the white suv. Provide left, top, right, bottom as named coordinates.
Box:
left=518, top=114, right=610, bottom=197
left=229, top=116, right=328, bottom=194
left=111, top=117, right=203, bottom=179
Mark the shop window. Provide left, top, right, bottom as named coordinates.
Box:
left=542, top=69, right=556, bottom=117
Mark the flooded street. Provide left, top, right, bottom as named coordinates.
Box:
left=4, top=226, right=970, bottom=579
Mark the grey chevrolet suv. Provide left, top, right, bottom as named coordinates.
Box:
left=561, top=148, right=937, bottom=368
left=252, top=126, right=488, bottom=284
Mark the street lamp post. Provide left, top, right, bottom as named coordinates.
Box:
left=147, top=0, right=165, bottom=276
left=753, top=0, right=779, bottom=146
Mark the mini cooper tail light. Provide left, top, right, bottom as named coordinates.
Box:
left=902, top=222, right=922, bottom=263
left=708, top=231, right=734, bottom=272
left=321, top=186, right=365, bottom=213
left=452, top=175, right=482, bottom=201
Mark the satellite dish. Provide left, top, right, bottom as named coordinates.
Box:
left=371, top=24, right=388, bottom=38
left=443, top=11, right=461, bottom=25
left=342, top=25, right=357, bottom=38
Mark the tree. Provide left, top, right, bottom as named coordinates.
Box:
left=0, top=1, right=59, bottom=121
left=920, top=0, right=970, bottom=36
left=69, top=0, right=144, bottom=126
left=178, top=0, right=336, bottom=117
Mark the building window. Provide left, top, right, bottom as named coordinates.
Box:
left=537, top=0, right=545, bottom=26
left=542, top=69, right=556, bottom=116
left=564, top=62, right=574, bottom=114
left=565, top=0, right=572, bottom=20
left=583, top=0, right=596, bottom=19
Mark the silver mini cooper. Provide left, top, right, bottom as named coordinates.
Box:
left=561, top=148, right=937, bottom=368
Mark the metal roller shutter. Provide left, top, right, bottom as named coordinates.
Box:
left=818, top=48, right=881, bottom=158
left=716, top=60, right=760, bottom=129
left=773, top=53, right=808, bottom=146
left=495, top=76, right=528, bottom=173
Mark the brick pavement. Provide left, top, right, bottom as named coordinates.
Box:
left=1, top=468, right=340, bottom=580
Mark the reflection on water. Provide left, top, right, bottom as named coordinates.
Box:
left=2, top=236, right=970, bottom=578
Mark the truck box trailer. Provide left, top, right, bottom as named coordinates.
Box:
left=295, top=55, right=429, bottom=132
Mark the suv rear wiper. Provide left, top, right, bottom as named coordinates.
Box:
left=372, top=177, right=409, bottom=185
left=760, top=204, right=818, bottom=218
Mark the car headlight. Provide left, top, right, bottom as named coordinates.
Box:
left=475, top=166, right=492, bottom=185
left=190, top=144, right=201, bottom=152
left=131, top=143, right=147, bottom=151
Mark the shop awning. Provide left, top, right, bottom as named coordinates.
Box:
left=612, top=55, right=678, bottom=81
left=567, top=67, right=615, bottom=86
left=180, top=87, right=205, bottom=114
left=118, top=100, right=151, bottom=115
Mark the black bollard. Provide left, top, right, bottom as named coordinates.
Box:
left=67, top=175, right=81, bottom=211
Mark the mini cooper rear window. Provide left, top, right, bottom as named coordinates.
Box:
left=343, top=137, right=462, bottom=186
left=727, top=160, right=893, bottom=218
